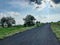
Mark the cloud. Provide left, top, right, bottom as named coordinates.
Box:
left=43, top=0, right=60, bottom=8
left=0, top=0, right=53, bottom=12
left=52, top=0, right=60, bottom=4
left=7, top=0, right=46, bottom=11
left=34, top=14, right=60, bottom=23
left=26, top=0, right=46, bottom=10
left=0, top=0, right=60, bottom=24
left=0, top=12, right=25, bottom=25
left=44, top=0, right=60, bottom=8
left=30, top=0, right=46, bottom=11
left=0, top=11, right=60, bottom=24
left=0, top=0, right=60, bottom=12
left=9, top=0, right=44, bottom=8
left=30, top=0, right=42, bottom=4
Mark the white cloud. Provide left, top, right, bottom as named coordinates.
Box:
left=30, top=0, right=60, bottom=11
left=49, top=0, right=60, bottom=8
left=34, top=14, right=60, bottom=23
left=7, top=0, right=47, bottom=11
left=0, top=12, right=25, bottom=25
left=31, top=0, right=46, bottom=11
left=0, top=12, right=60, bottom=24
left=6, top=0, right=60, bottom=11
left=0, top=0, right=60, bottom=24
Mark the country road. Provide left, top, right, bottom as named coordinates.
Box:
left=0, top=24, right=60, bottom=45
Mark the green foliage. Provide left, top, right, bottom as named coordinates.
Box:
left=51, top=23, right=60, bottom=40
left=23, top=15, right=36, bottom=27
left=1, top=17, right=15, bottom=27
left=36, top=21, right=40, bottom=27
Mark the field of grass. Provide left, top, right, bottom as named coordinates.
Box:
left=51, top=23, right=60, bottom=40
left=0, top=25, right=35, bottom=39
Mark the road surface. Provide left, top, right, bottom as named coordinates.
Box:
left=0, top=24, right=60, bottom=45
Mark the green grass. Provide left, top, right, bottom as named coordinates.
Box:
left=51, top=24, right=60, bottom=40
left=0, top=26, right=35, bottom=39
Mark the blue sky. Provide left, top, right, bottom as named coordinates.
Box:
left=0, top=0, right=60, bottom=25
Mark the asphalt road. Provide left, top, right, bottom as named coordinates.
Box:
left=0, top=24, right=60, bottom=45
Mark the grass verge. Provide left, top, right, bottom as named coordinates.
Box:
left=0, top=26, right=35, bottom=39
left=51, top=24, right=60, bottom=41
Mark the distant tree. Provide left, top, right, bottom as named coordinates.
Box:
left=1, top=17, right=15, bottom=27
left=36, top=21, right=40, bottom=27
left=23, top=15, right=36, bottom=27
left=57, top=21, right=60, bottom=25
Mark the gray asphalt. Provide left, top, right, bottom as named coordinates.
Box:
left=0, top=24, right=60, bottom=45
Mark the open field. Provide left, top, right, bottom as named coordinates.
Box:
left=0, top=25, right=35, bottom=39
left=51, top=23, right=60, bottom=40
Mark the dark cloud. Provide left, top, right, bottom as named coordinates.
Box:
left=52, top=0, right=60, bottom=4
left=30, top=0, right=42, bottom=4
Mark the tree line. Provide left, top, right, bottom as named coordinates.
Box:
left=0, top=14, right=40, bottom=28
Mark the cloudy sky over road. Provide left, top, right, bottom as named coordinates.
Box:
left=0, top=0, right=60, bottom=24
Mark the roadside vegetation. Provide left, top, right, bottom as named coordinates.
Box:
left=0, top=14, right=43, bottom=39
left=51, top=22, right=60, bottom=41
left=0, top=25, right=35, bottom=39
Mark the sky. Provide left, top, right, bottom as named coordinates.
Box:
left=0, top=0, right=60, bottom=25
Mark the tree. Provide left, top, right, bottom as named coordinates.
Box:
left=1, top=17, right=15, bottom=27
left=56, top=21, right=60, bottom=25
left=23, top=15, right=36, bottom=27
left=36, top=21, right=40, bottom=27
